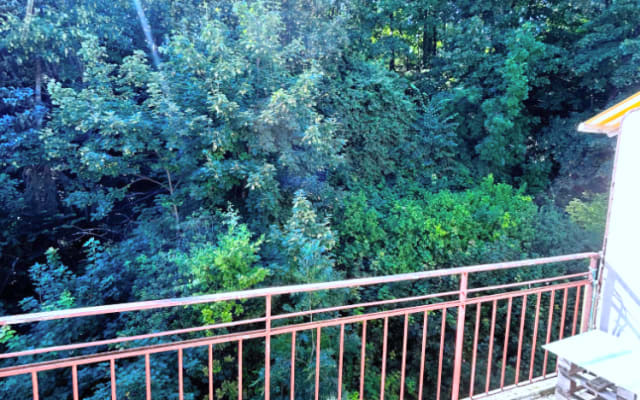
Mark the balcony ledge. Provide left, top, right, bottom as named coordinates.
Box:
left=464, top=378, right=557, bottom=400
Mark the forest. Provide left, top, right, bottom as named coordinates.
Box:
left=0, top=0, right=635, bottom=399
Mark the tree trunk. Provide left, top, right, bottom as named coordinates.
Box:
left=35, top=58, right=42, bottom=104
left=25, top=0, right=41, bottom=104
left=133, top=0, right=161, bottom=69
left=422, top=11, right=438, bottom=68
left=165, top=168, right=180, bottom=229
left=422, top=11, right=431, bottom=68
left=25, top=0, right=34, bottom=22
left=432, top=25, right=437, bottom=56
left=422, top=15, right=429, bottom=68
left=388, top=14, right=395, bottom=71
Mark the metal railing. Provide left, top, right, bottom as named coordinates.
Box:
left=0, top=252, right=599, bottom=400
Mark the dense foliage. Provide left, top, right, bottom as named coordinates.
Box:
left=0, top=0, right=625, bottom=398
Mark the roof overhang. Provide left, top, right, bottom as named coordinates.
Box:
left=578, top=91, right=640, bottom=137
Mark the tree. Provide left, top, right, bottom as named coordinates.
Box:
left=0, top=0, right=620, bottom=398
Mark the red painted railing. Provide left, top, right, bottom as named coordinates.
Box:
left=0, top=252, right=599, bottom=400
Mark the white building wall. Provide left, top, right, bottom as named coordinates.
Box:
left=598, top=110, right=640, bottom=344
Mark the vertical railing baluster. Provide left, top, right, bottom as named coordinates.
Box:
left=359, top=320, right=367, bottom=400
left=265, top=295, right=271, bottom=400
left=581, top=286, right=592, bottom=333
left=485, top=300, right=497, bottom=394
left=178, top=348, right=184, bottom=400
left=558, top=288, right=568, bottom=341
left=338, top=323, right=345, bottom=400
left=542, top=290, right=556, bottom=377
left=290, top=332, right=296, bottom=400
left=72, top=364, right=79, bottom=400
left=208, top=344, right=214, bottom=400
left=436, top=309, right=446, bottom=400
left=145, top=353, right=152, bottom=400
left=400, top=314, right=409, bottom=400
left=315, top=327, right=322, bottom=400
left=515, top=294, right=527, bottom=385
left=110, top=358, right=117, bottom=400
left=571, top=286, right=581, bottom=337
left=418, top=311, right=428, bottom=400
left=581, top=257, right=597, bottom=332
left=238, top=340, right=243, bottom=400
left=380, top=317, right=389, bottom=400
left=469, top=303, right=481, bottom=398
left=338, top=324, right=344, bottom=400
left=31, top=371, right=39, bottom=400
left=451, top=272, right=468, bottom=400
left=500, top=297, right=512, bottom=390
left=556, top=288, right=569, bottom=374
left=528, top=292, right=542, bottom=382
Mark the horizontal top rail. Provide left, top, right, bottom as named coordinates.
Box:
left=0, top=270, right=591, bottom=361
left=0, top=252, right=598, bottom=326
left=0, top=278, right=590, bottom=378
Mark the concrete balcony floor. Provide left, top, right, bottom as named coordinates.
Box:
left=464, top=378, right=557, bottom=400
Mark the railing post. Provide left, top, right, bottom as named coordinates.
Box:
left=31, top=372, right=39, bottom=400
left=581, top=256, right=598, bottom=332
left=451, top=272, right=468, bottom=400
left=590, top=251, right=605, bottom=331
left=265, top=295, right=271, bottom=400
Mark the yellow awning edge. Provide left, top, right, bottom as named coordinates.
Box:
left=578, top=91, right=640, bottom=136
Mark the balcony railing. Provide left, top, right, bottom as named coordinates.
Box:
left=0, top=252, right=599, bottom=400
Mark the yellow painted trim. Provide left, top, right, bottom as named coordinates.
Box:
left=579, top=91, right=640, bottom=135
